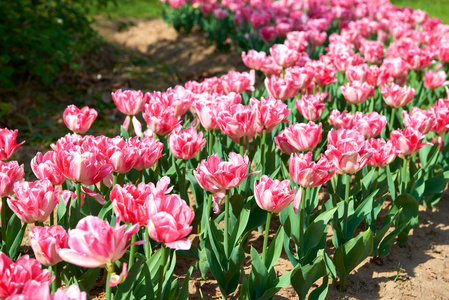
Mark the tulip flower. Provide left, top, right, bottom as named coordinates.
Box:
left=30, top=225, right=68, bottom=266
left=366, top=138, right=396, bottom=168
left=403, top=48, right=433, bottom=71
left=265, top=75, right=300, bottom=101
left=381, top=83, right=416, bottom=108
left=284, top=31, right=308, bottom=52
left=366, top=65, right=389, bottom=87
left=0, top=252, right=53, bottom=299
left=143, top=101, right=181, bottom=136
left=296, top=93, right=327, bottom=122
left=110, top=183, right=151, bottom=226
left=168, top=127, right=206, bottom=160
left=131, top=136, right=163, bottom=171
left=275, top=122, right=322, bottom=154
left=221, top=71, right=254, bottom=94
left=353, top=112, right=387, bottom=139
left=289, top=152, right=335, bottom=188
left=390, top=127, right=431, bottom=158
left=359, top=40, right=384, bottom=64
left=58, top=216, right=140, bottom=268
left=147, top=193, right=194, bottom=250
left=147, top=87, right=193, bottom=118
left=242, top=50, right=267, bottom=70
left=53, top=285, right=87, bottom=300
left=424, top=70, right=449, bottom=89
left=340, top=81, right=374, bottom=105
left=284, top=66, right=315, bottom=90
left=216, top=104, right=256, bottom=140
left=402, top=107, right=434, bottom=135
left=306, top=61, right=337, bottom=86
left=330, top=52, right=364, bottom=73
left=249, top=96, right=290, bottom=133
left=5, top=282, right=87, bottom=300
left=346, top=64, right=369, bottom=83
left=7, top=179, right=60, bottom=223
left=270, top=44, right=300, bottom=69
left=111, top=89, right=147, bottom=116
left=254, top=175, right=297, bottom=214
left=429, top=99, right=449, bottom=135
left=31, top=151, right=65, bottom=186
left=102, top=136, right=138, bottom=174
left=0, top=128, right=24, bottom=161
left=325, top=129, right=373, bottom=174
left=0, top=160, right=24, bottom=198
left=62, top=105, right=97, bottom=134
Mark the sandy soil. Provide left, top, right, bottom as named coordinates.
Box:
left=14, top=18, right=449, bottom=300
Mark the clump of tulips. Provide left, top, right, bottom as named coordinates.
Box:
left=1, top=1, right=449, bottom=299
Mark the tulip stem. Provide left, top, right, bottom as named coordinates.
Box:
left=50, top=211, right=54, bottom=226
left=157, top=245, right=168, bottom=300
left=180, top=160, right=188, bottom=206
left=224, top=192, right=230, bottom=258
left=260, top=128, right=267, bottom=176
left=298, top=187, right=306, bottom=257
left=129, top=233, right=138, bottom=269
left=113, top=172, right=118, bottom=187
left=240, top=137, right=245, bottom=157
left=75, top=182, right=82, bottom=223
left=261, top=212, right=272, bottom=264
left=343, top=174, right=351, bottom=240
left=51, top=263, right=60, bottom=293
left=1, top=197, right=6, bottom=252
left=106, top=268, right=112, bottom=300
left=402, top=157, right=408, bottom=193
left=389, top=108, right=396, bottom=131
left=144, top=227, right=152, bottom=259
left=208, top=130, right=214, bottom=157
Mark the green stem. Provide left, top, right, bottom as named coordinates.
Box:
left=129, top=233, right=138, bottom=269
left=106, top=264, right=113, bottom=300
left=402, top=157, right=408, bottom=193
left=113, top=172, right=118, bottom=187
left=260, top=128, right=267, bottom=176
left=208, top=130, right=214, bottom=157
left=224, top=192, right=230, bottom=258
left=240, top=137, right=245, bottom=157
left=261, top=212, right=272, bottom=263
left=144, top=227, right=152, bottom=259
left=389, top=108, right=396, bottom=131
left=51, top=263, right=59, bottom=294
left=75, top=182, right=82, bottom=223
left=1, top=197, right=6, bottom=252
left=50, top=211, right=54, bottom=226
left=181, top=160, right=188, bottom=206
left=298, top=187, right=306, bottom=257
left=206, top=194, right=213, bottom=220
left=157, top=245, right=168, bottom=300
left=343, top=174, right=351, bottom=240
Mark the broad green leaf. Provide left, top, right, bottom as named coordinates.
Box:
left=291, top=250, right=328, bottom=300
left=178, top=266, right=193, bottom=300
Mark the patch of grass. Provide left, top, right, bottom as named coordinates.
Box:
left=87, top=0, right=164, bottom=20
left=391, top=0, right=449, bottom=24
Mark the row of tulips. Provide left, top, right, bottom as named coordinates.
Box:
left=2, top=1, right=449, bottom=300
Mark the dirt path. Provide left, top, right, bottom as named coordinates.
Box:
left=49, top=18, right=449, bottom=299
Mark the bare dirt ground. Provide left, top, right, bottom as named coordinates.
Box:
left=14, top=18, right=449, bottom=300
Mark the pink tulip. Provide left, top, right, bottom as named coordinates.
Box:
left=329, top=110, right=357, bottom=129
left=430, top=99, right=449, bottom=134
left=259, top=56, right=283, bottom=76
left=131, top=136, right=163, bottom=171
left=58, top=216, right=139, bottom=268
left=424, top=70, right=449, bottom=89
left=242, top=50, right=267, bottom=70
left=275, top=122, right=322, bottom=154
left=191, top=93, right=238, bottom=131
left=340, top=81, right=374, bottom=105
left=0, top=253, right=53, bottom=299
left=306, top=61, right=337, bottom=86
left=0, top=129, right=24, bottom=161
left=62, top=105, right=97, bottom=134
left=194, top=153, right=258, bottom=193
left=0, top=161, right=25, bottom=198
left=59, top=190, right=84, bottom=208
left=249, top=96, right=290, bottom=133
left=254, top=175, right=297, bottom=213
left=110, top=183, right=153, bottom=226
left=270, top=44, right=300, bottom=69
left=264, top=75, right=300, bottom=101
left=111, top=89, right=147, bottom=116
left=260, top=26, right=278, bottom=43
left=217, top=104, right=256, bottom=139
left=359, top=40, right=384, bottom=64
left=284, top=31, right=308, bottom=52
left=103, top=136, right=138, bottom=174
left=330, top=52, right=364, bottom=73
left=148, top=87, right=193, bottom=118
left=52, top=285, right=87, bottom=300
left=30, top=225, right=68, bottom=266
left=403, top=48, right=433, bottom=71
left=402, top=107, right=435, bottom=135
left=7, top=179, right=59, bottom=223
left=53, top=144, right=112, bottom=186
left=381, top=83, right=416, bottom=108
left=366, top=138, right=396, bottom=168
left=354, top=112, right=387, bottom=139
left=168, top=127, right=206, bottom=160
left=221, top=71, right=254, bottom=94
left=31, top=151, right=65, bottom=186
left=284, top=66, right=315, bottom=90
left=3, top=281, right=51, bottom=300
left=296, top=93, right=327, bottom=122
left=109, top=263, right=128, bottom=288
left=346, top=64, right=368, bottom=83
left=147, top=193, right=194, bottom=250
left=325, top=129, right=373, bottom=174
left=289, top=152, right=335, bottom=188
left=308, top=30, right=327, bottom=47
left=143, top=101, right=181, bottom=136
left=366, top=65, right=389, bottom=87
left=390, top=127, right=431, bottom=158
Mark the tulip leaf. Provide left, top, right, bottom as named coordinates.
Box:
left=378, top=219, right=409, bottom=258
left=79, top=268, right=101, bottom=294
left=230, top=201, right=250, bottom=251
left=385, top=165, right=397, bottom=201
left=162, top=252, right=178, bottom=300
left=346, top=189, right=377, bottom=240
left=248, top=247, right=269, bottom=300
left=6, top=217, right=26, bottom=259
left=391, top=193, right=419, bottom=247
left=120, top=125, right=130, bottom=140
left=291, top=250, right=328, bottom=300
left=115, top=257, right=145, bottom=300
left=98, top=201, right=113, bottom=221
left=257, top=270, right=292, bottom=300
left=308, top=275, right=329, bottom=300
left=238, top=274, right=250, bottom=300
left=264, top=228, right=284, bottom=270
left=423, top=171, right=449, bottom=196
left=178, top=265, right=193, bottom=300
left=333, top=228, right=373, bottom=290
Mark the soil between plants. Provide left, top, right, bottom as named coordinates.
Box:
left=15, top=18, right=449, bottom=300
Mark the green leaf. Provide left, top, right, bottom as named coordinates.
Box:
left=346, top=189, right=377, bottom=240
left=8, top=221, right=27, bottom=259
left=291, top=250, right=328, bottom=300
left=257, top=271, right=292, bottom=300
left=120, top=125, right=130, bottom=139
left=230, top=201, right=250, bottom=251
left=115, top=258, right=145, bottom=299
left=264, top=228, right=284, bottom=270
left=178, top=266, right=193, bottom=300
left=308, top=275, right=329, bottom=300
left=392, top=193, right=419, bottom=247
left=424, top=171, right=449, bottom=196
left=248, top=247, right=269, bottom=299
left=79, top=268, right=101, bottom=294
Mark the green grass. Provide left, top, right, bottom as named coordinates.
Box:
left=87, top=0, right=164, bottom=20
left=391, top=0, right=449, bottom=24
